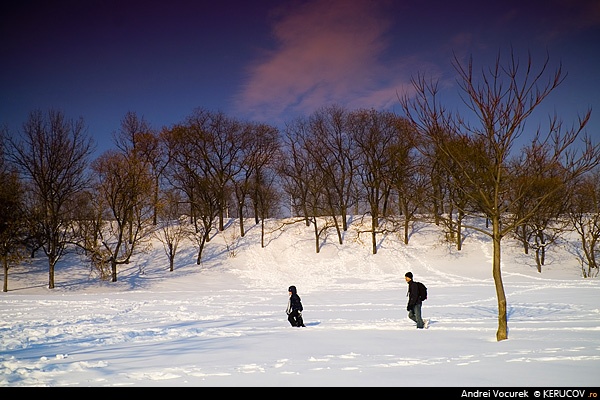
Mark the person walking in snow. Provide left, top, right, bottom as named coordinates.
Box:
left=405, top=272, right=427, bottom=329
left=286, top=285, right=305, bottom=327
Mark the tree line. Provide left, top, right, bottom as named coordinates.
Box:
left=1, top=50, right=599, bottom=341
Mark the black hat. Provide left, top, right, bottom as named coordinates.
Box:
left=288, top=285, right=297, bottom=294
left=405, top=272, right=413, bottom=279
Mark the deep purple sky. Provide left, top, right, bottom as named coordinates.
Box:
left=2, top=0, right=599, bottom=156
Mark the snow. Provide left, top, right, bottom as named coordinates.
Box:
left=1, top=217, right=599, bottom=387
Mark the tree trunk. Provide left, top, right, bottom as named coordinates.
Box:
left=371, top=212, right=378, bottom=255
left=492, top=217, right=508, bottom=341
left=111, top=259, right=118, bottom=282
left=169, top=243, right=175, bottom=272
left=3, top=258, right=8, bottom=292
left=538, top=231, right=546, bottom=266
left=341, top=209, right=348, bottom=231
left=239, top=207, right=246, bottom=237
left=261, top=217, right=265, bottom=248
left=457, top=211, right=464, bottom=251
left=521, top=225, right=529, bottom=254
left=196, top=234, right=207, bottom=265
left=312, top=217, right=320, bottom=253
left=48, top=257, right=56, bottom=289
left=218, top=209, right=225, bottom=232
left=402, top=203, right=410, bottom=245
left=332, top=215, right=343, bottom=245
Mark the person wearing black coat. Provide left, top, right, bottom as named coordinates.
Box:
left=405, top=272, right=426, bottom=329
left=286, top=285, right=305, bottom=327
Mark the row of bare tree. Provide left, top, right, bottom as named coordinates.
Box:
left=1, top=49, right=599, bottom=341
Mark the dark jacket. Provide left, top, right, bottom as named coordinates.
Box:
left=286, top=286, right=303, bottom=315
left=407, top=280, right=421, bottom=310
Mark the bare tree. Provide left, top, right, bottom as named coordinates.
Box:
left=8, top=109, right=94, bottom=289
left=309, top=105, right=358, bottom=238
left=280, top=116, right=334, bottom=253
left=280, top=118, right=318, bottom=251
left=348, top=109, right=399, bottom=254
left=183, top=109, right=245, bottom=232
left=440, top=134, right=489, bottom=250
left=232, top=121, right=280, bottom=237
left=0, top=130, right=27, bottom=292
left=189, top=177, right=220, bottom=264
left=279, top=117, right=313, bottom=225
left=401, top=49, right=600, bottom=341
left=112, top=112, right=165, bottom=236
left=386, top=117, right=423, bottom=244
left=90, top=149, right=154, bottom=282
left=508, top=143, right=571, bottom=272
left=153, top=190, right=191, bottom=271
left=568, top=169, right=600, bottom=278
left=69, top=189, right=103, bottom=260
left=249, top=127, right=283, bottom=227
left=164, top=122, right=220, bottom=265
left=86, top=112, right=160, bottom=282
left=254, top=168, right=282, bottom=248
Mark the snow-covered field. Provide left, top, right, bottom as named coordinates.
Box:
left=1, top=217, right=599, bottom=387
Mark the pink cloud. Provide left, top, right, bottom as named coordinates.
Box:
left=234, top=0, right=416, bottom=124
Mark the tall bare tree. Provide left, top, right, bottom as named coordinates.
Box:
left=280, top=117, right=332, bottom=253
left=0, top=130, right=27, bottom=292
left=254, top=168, right=282, bottom=248
left=348, top=109, right=399, bottom=254
left=164, top=122, right=221, bottom=264
left=402, top=49, right=600, bottom=341
left=183, top=109, right=245, bottom=232
left=232, top=121, right=280, bottom=237
left=279, top=117, right=314, bottom=225
left=249, top=126, right=283, bottom=227
left=306, top=105, right=359, bottom=244
left=8, top=109, right=94, bottom=289
left=508, top=143, right=571, bottom=271
left=90, top=150, right=154, bottom=281
left=112, top=112, right=163, bottom=235
left=386, top=117, right=423, bottom=245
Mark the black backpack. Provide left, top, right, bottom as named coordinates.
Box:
left=416, top=281, right=427, bottom=301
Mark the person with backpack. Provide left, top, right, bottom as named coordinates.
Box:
left=286, top=285, right=305, bottom=327
left=405, top=272, right=428, bottom=329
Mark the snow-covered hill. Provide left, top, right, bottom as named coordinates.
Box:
left=1, top=217, right=598, bottom=387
